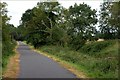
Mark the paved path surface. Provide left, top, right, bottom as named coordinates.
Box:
left=17, top=42, right=76, bottom=78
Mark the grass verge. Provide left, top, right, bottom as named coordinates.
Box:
left=25, top=43, right=88, bottom=78
left=24, top=40, right=119, bottom=78
left=2, top=42, right=20, bottom=78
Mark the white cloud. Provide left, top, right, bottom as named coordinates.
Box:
left=1, top=0, right=103, bottom=27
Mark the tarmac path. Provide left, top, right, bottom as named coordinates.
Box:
left=17, top=41, right=76, bottom=78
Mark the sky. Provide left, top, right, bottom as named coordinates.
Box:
left=1, top=0, right=103, bottom=27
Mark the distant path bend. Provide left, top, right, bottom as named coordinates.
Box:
left=17, top=41, right=76, bottom=78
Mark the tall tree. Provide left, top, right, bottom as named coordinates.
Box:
left=20, top=2, right=63, bottom=48
left=99, top=2, right=119, bottom=39
left=1, top=2, right=16, bottom=68
left=66, top=3, right=98, bottom=50
left=109, top=1, right=120, bottom=39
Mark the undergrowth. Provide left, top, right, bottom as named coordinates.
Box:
left=2, top=41, right=17, bottom=71
left=39, top=40, right=119, bottom=78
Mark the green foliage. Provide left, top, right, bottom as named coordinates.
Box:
left=79, top=40, right=115, bottom=56
left=14, top=1, right=119, bottom=78
left=18, top=2, right=99, bottom=49
left=40, top=40, right=118, bottom=78
left=1, top=2, right=17, bottom=69
left=66, top=3, right=97, bottom=49
left=99, top=2, right=120, bottom=39
left=68, top=34, right=86, bottom=51
left=19, top=2, right=63, bottom=48
left=2, top=41, right=16, bottom=68
left=1, top=1, right=119, bottom=78
left=110, top=1, right=120, bottom=39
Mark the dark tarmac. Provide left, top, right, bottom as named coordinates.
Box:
left=17, top=42, right=76, bottom=78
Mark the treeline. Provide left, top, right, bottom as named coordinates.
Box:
left=99, top=2, right=120, bottom=39
left=1, top=2, right=16, bottom=69
left=16, top=1, right=120, bottom=50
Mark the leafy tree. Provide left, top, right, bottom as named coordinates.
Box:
left=109, top=1, right=120, bottom=39
left=20, top=2, right=98, bottom=50
left=99, top=2, right=112, bottom=39
left=20, top=2, right=63, bottom=48
left=21, top=8, right=48, bottom=47
left=99, top=2, right=120, bottom=39
left=1, top=2, right=16, bottom=68
left=66, top=3, right=98, bottom=50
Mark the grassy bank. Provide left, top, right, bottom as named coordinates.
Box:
left=0, top=41, right=2, bottom=78
left=2, top=41, right=17, bottom=72
left=38, top=40, right=119, bottom=78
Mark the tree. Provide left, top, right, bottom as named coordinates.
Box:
left=66, top=3, right=98, bottom=50
left=109, top=1, right=120, bottom=39
left=19, top=2, right=98, bottom=50
left=21, top=8, right=48, bottom=48
left=99, top=2, right=120, bottom=39
left=1, top=2, right=11, bottom=44
left=20, top=2, right=63, bottom=48
left=1, top=2, right=16, bottom=68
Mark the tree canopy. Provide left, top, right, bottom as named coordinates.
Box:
left=18, top=2, right=99, bottom=49
left=9, top=1, right=120, bottom=49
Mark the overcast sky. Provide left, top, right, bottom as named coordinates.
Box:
left=1, top=0, right=103, bottom=27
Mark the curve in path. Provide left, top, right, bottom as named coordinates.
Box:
left=17, top=41, right=76, bottom=78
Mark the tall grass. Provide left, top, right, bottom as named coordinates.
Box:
left=2, top=41, right=16, bottom=71
left=39, top=40, right=119, bottom=78
left=0, top=41, right=2, bottom=78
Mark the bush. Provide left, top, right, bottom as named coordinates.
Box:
left=69, top=37, right=86, bottom=51
left=79, top=40, right=115, bottom=56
